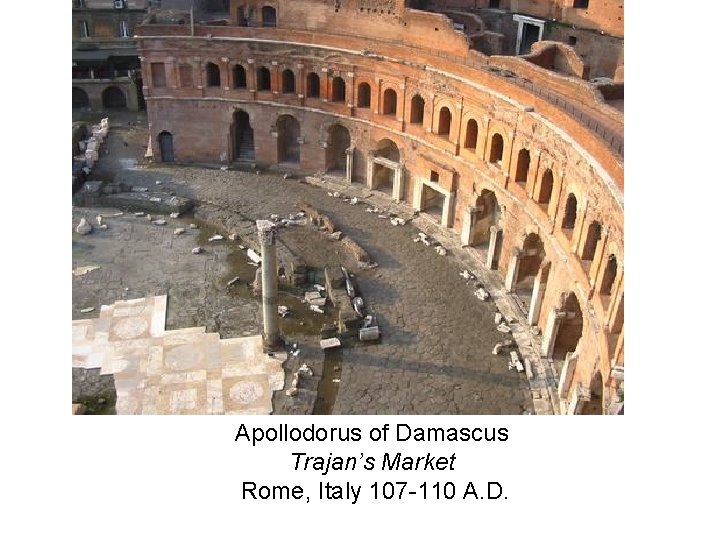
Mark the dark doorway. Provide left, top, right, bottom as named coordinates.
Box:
left=158, top=131, right=174, bottom=162
left=102, top=86, right=126, bottom=109
left=232, top=110, right=254, bottom=161
left=520, top=23, right=541, bottom=55
left=261, top=6, right=277, bottom=27
left=326, top=124, right=351, bottom=174
left=73, top=87, right=90, bottom=109
left=331, top=76, right=345, bottom=102
left=306, top=72, right=320, bottom=98
left=276, top=115, right=300, bottom=164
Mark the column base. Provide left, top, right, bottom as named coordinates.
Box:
left=263, top=333, right=285, bottom=352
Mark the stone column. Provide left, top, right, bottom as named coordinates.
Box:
left=345, top=146, right=354, bottom=183
left=442, top=191, right=455, bottom=228
left=460, top=206, right=476, bottom=247
left=540, top=308, right=566, bottom=358
left=504, top=247, right=521, bottom=291
left=366, top=151, right=376, bottom=189
left=486, top=226, right=501, bottom=269
left=527, top=271, right=546, bottom=325
left=392, top=163, right=404, bottom=202
left=557, top=351, right=578, bottom=400
left=257, top=220, right=281, bottom=350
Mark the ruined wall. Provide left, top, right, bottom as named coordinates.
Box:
left=137, top=3, right=623, bottom=413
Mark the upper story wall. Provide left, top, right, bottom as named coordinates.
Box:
left=425, top=0, right=623, bottom=37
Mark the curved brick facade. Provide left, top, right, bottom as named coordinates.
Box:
left=137, top=0, right=624, bottom=414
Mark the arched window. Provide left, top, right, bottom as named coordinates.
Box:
left=72, top=87, right=89, bottom=109
left=102, top=86, right=126, bottom=109
left=410, top=95, right=425, bottom=124
left=357, top=83, right=371, bottom=108
left=282, top=69, right=295, bottom=94
left=562, top=194, right=577, bottom=230
left=206, top=62, right=220, bottom=87
left=582, top=221, right=602, bottom=262
left=261, top=6, right=277, bottom=27
left=233, top=65, right=246, bottom=88
left=464, top=119, right=478, bottom=149
left=489, top=133, right=504, bottom=164
left=538, top=169, right=554, bottom=205
left=383, top=89, right=397, bottom=115
left=306, top=72, right=320, bottom=98
left=438, top=106, right=451, bottom=136
left=515, top=148, right=530, bottom=183
left=331, top=76, right=345, bottom=102
left=600, top=255, right=618, bottom=296
left=256, top=67, right=271, bottom=91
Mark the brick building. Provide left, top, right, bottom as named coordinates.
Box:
left=135, top=0, right=624, bottom=414
left=72, top=0, right=152, bottom=112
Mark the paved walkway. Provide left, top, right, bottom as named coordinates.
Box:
left=98, top=165, right=548, bottom=414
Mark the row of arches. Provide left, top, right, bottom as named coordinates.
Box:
left=72, top=86, right=127, bottom=110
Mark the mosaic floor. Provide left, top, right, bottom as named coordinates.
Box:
left=72, top=295, right=286, bottom=414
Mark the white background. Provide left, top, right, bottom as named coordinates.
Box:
left=1, top=1, right=718, bottom=537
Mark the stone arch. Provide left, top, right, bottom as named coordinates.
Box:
left=489, top=132, right=504, bottom=164
left=410, top=94, right=425, bottom=124
left=383, top=88, right=397, bottom=115
left=158, top=131, right=174, bottom=163
left=206, top=62, right=220, bottom=87
left=276, top=114, right=300, bottom=164
left=306, top=72, right=320, bottom=98
left=326, top=123, right=351, bottom=174
left=464, top=118, right=479, bottom=150
left=261, top=6, right=277, bottom=27
left=102, top=86, right=127, bottom=109
left=537, top=169, right=554, bottom=206
left=233, top=64, right=246, bottom=88
left=581, top=372, right=605, bottom=415
left=357, top=82, right=371, bottom=108
left=553, top=291, right=584, bottom=360
left=514, top=233, right=546, bottom=310
left=331, top=76, right=345, bottom=102
left=582, top=220, right=602, bottom=262
left=376, top=138, right=400, bottom=161
left=599, top=254, right=618, bottom=296
left=373, top=138, right=401, bottom=194
left=562, top=193, right=578, bottom=231
left=256, top=66, right=271, bottom=91
left=73, top=87, right=89, bottom=109
left=470, top=189, right=499, bottom=245
left=438, top=106, right=452, bottom=137
left=514, top=148, right=530, bottom=184
left=231, top=109, right=254, bottom=161
left=281, top=68, right=295, bottom=93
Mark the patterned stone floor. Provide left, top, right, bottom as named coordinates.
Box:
left=72, top=295, right=285, bottom=414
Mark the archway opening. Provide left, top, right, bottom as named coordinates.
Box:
left=581, top=372, right=604, bottom=415
left=600, top=254, right=618, bottom=297
left=409, top=95, right=425, bottom=124
left=331, top=76, right=345, bottom=102
left=357, top=83, right=371, bottom=108
left=158, top=131, right=174, bottom=163
left=516, top=233, right=546, bottom=311
left=276, top=114, right=300, bottom=165
left=515, top=148, right=530, bottom=184
left=282, top=69, right=295, bottom=94
left=326, top=124, right=351, bottom=175
left=206, top=62, right=220, bottom=87
left=102, top=86, right=127, bottom=109
left=470, top=189, right=499, bottom=246
left=383, top=88, right=397, bottom=115
left=374, top=138, right=400, bottom=194
left=538, top=169, right=554, bottom=207
left=261, top=6, right=277, bottom=27
left=73, top=87, right=90, bottom=109
left=306, top=72, right=320, bottom=98
left=256, top=67, right=271, bottom=91
left=562, top=194, right=577, bottom=236
left=232, top=109, right=254, bottom=162
left=438, top=106, right=451, bottom=137
left=233, top=64, right=246, bottom=88
left=582, top=220, right=602, bottom=262
left=464, top=119, right=478, bottom=150
left=489, top=133, right=504, bottom=164
left=553, top=292, right=584, bottom=362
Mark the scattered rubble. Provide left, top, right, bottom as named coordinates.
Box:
left=320, top=338, right=341, bottom=349
left=208, top=234, right=223, bottom=242
left=497, top=322, right=512, bottom=333
left=435, top=246, right=447, bottom=256
left=174, top=227, right=185, bottom=235
left=474, top=287, right=490, bottom=301
left=76, top=218, right=92, bottom=235
left=191, top=247, right=204, bottom=254
left=79, top=306, right=95, bottom=313
left=189, top=223, right=198, bottom=229
left=72, top=265, right=100, bottom=277
left=152, top=219, right=167, bottom=226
